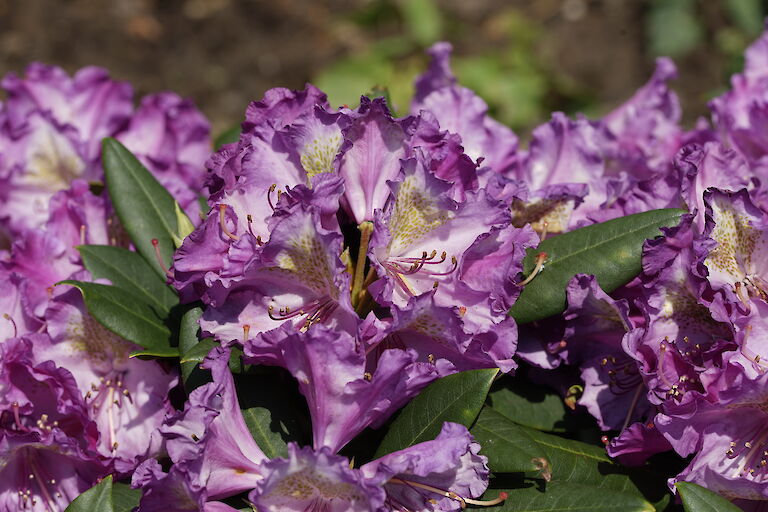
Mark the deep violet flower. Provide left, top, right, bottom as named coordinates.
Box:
left=0, top=430, right=107, bottom=512
left=245, top=324, right=438, bottom=453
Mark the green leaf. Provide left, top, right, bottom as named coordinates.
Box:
left=179, top=305, right=214, bottom=391
left=235, top=370, right=313, bottom=459
left=472, top=408, right=664, bottom=498
left=509, top=208, right=684, bottom=324
left=112, top=483, right=141, bottom=512
left=487, top=376, right=570, bottom=432
left=101, top=138, right=180, bottom=278
left=65, top=475, right=114, bottom=512
left=78, top=245, right=178, bottom=314
left=173, top=201, right=195, bottom=248
left=373, top=368, right=498, bottom=458
left=676, top=482, right=741, bottom=512
left=59, top=280, right=176, bottom=357
left=214, top=125, right=241, bottom=149
left=470, top=407, right=548, bottom=473
left=480, top=479, right=655, bottom=512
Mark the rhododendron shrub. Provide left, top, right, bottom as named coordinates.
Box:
left=6, top=29, right=768, bottom=512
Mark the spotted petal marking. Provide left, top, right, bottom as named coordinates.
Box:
left=387, top=173, right=452, bottom=256
left=703, top=190, right=768, bottom=301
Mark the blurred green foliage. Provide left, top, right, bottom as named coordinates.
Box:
left=314, top=0, right=767, bottom=134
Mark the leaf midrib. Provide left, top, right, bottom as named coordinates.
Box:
left=112, top=147, right=177, bottom=241
left=66, top=282, right=170, bottom=341
left=382, top=371, right=495, bottom=455
left=83, top=248, right=173, bottom=312
left=242, top=408, right=282, bottom=459
left=534, top=211, right=680, bottom=275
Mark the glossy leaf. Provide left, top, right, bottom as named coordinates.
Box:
left=65, top=475, right=114, bottom=512
left=509, top=208, right=685, bottom=324
left=480, top=479, right=655, bottom=512
left=373, top=368, right=498, bottom=458
left=102, top=138, right=180, bottom=278
left=472, top=408, right=656, bottom=496
left=235, top=370, right=312, bottom=460
left=179, top=305, right=214, bottom=391
left=470, top=407, right=548, bottom=473
left=487, top=376, right=570, bottom=433
left=112, top=483, right=141, bottom=512
left=59, top=280, right=176, bottom=357
left=78, top=245, right=178, bottom=314
left=676, top=482, right=742, bottom=512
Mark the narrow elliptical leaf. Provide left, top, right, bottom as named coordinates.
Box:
left=101, top=138, right=180, bottom=278
left=509, top=208, right=685, bottom=324
left=373, top=368, right=498, bottom=458
left=59, top=280, right=176, bottom=357
left=78, top=244, right=178, bottom=314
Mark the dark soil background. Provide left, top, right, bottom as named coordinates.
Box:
left=0, top=0, right=763, bottom=136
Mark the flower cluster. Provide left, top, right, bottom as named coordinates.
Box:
left=0, top=64, right=209, bottom=510
left=5, top=24, right=768, bottom=512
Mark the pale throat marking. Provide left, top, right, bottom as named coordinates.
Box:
left=300, top=133, right=342, bottom=184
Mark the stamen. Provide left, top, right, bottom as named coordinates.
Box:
left=267, top=184, right=278, bottom=211
left=388, top=478, right=507, bottom=509
left=518, top=252, right=547, bottom=286
left=540, top=221, right=549, bottom=241
left=218, top=204, right=240, bottom=241
left=246, top=214, right=256, bottom=237
left=79, top=224, right=86, bottom=245
left=735, top=282, right=751, bottom=312
left=3, top=313, right=18, bottom=338
left=11, top=402, right=26, bottom=431
left=242, top=324, right=251, bottom=344
left=151, top=239, right=172, bottom=277
left=621, top=384, right=645, bottom=432
left=107, top=386, right=117, bottom=451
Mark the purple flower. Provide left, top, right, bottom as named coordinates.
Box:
left=412, top=42, right=518, bottom=175
left=41, top=293, right=177, bottom=472
left=675, top=143, right=753, bottom=230
left=132, top=458, right=239, bottom=512
left=199, top=203, right=357, bottom=346
left=0, top=335, right=97, bottom=449
left=710, top=29, right=768, bottom=163
left=360, top=422, right=495, bottom=511
left=601, top=58, right=683, bottom=176
left=1, top=63, right=132, bottom=161
left=249, top=444, right=386, bottom=512
left=656, top=363, right=768, bottom=500
left=0, top=430, right=107, bottom=512
left=245, top=325, right=438, bottom=452
left=116, top=92, right=211, bottom=220
left=0, top=112, right=91, bottom=234
left=697, top=188, right=768, bottom=319
left=337, top=97, right=409, bottom=224
left=606, top=419, right=672, bottom=467
left=160, top=347, right=266, bottom=500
